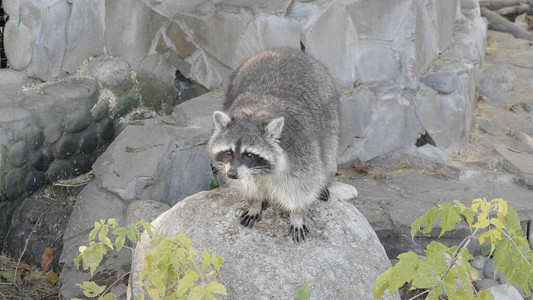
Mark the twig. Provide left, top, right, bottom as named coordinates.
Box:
left=100, top=271, right=131, bottom=298
left=13, top=203, right=56, bottom=283
left=409, top=289, right=430, bottom=300
left=480, top=0, right=521, bottom=10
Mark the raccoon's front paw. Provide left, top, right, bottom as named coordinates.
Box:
left=289, top=224, right=309, bottom=243
left=240, top=210, right=261, bottom=227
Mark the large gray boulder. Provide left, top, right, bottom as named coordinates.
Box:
left=130, top=183, right=398, bottom=299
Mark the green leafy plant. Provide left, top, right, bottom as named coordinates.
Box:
left=373, top=198, right=532, bottom=300
left=73, top=219, right=226, bottom=300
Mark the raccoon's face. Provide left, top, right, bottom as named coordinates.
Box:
left=208, top=111, right=285, bottom=180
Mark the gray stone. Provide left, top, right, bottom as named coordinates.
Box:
left=105, top=0, right=165, bottom=70
left=478, top=66, right=517, bottom=97
left=42, top=78, right=99, bottom=110
left=113, top=89, right=141, bottom=117
left=488, top=284, right=523, bottom=300
left=415, top=90, right=468, bottom=154
left=179, top=5, right=254, bottom=70
left=359, top=94, right=424, bottom=162
left=328, top=181, right=358, bottom=201
left=45, top=154, right=91, bottom=181
left=53, top=134, right=80, bottom=160
left=6, top=193, right=73, bottom=271
left=96, top=117, right=115, bottom=144
left=79, top=126, right=99, bottom=154
left=413, top=0, right=439, bottom=76
left=9, top=141, right=31, bottom=168
left=125, top=199, right=170, bottom=225
left=141, top=0, right=201, bottom=19
left=25, top=125, right=44, bottom=150
left=62, top=0, right=105, bottom=74
left=420, top=73, right=459, bottom=94
left=30, top=147, right=53, bottom=172
left=435, top=0, right=458, bottom=52
left=3, top=20, right=32, bottom=71
left=63, top=182, right=126, bottom=241
left=137, top=53, right=177, bottom=112
left=64, top=110, right=93, bottom=133
left=170, top=91, right=224, bottom=128
left=516, top=132, right=533, bottom=152
left=338, top=86, right=376, bottom=152
left=474, top=279, right=500, bottom=291
left=354, top=41, right=401, bottom=86
left=2, top=0, right=19, bottom=16
left=414, top=144, right=449, bottom=162
left=0, top=69, right=28, bottom=91
left=44, top=123, right=63, bottom=144
left=91, top=99, right=110, bottom=122
left=23, top=0, right=70, bottom=81
left=471, top=255, right=488, bottom=270
left=292, top=1, right=357, bottom=88
left=24, top=171, right=46, bottom=193
left=131, top=188, right=398, bottom=300
left=184, top=48, right=233, bottom=90
left=496, top=145, right=533, bottom=189
left=20, top=2, right=41, bottom=29
left=4, top=167, right=25, bottom=200
left=165, top=21, right=197, bottom=58
left=87, top=57, right=131, bottom=87
left=0, top=107, right=32, bottom=137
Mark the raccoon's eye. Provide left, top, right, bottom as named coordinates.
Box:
left=244, top=152, right=256, bottom=159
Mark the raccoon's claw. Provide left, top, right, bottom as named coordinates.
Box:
left=290, top=224, right=309, bottom=243
left=240, top=211, right=261, bottom=228
left=318, top=187, right=330, bottom=201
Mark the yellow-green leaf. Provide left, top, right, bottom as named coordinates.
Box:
left=426, top=286, right=442, bottom=300
left=89, top=221, right=102, bottom=241
left=294, top=283, right=311, bottom=300
left=202, top=249, right=211, bottom=273
left=115, top=235, right=125, bottom=252
left=75, top=281, right=106, bottom=298
left=206, top=281, right=227, bottom=295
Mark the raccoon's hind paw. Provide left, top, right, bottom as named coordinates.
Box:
left=289, top=224, right=309, bottom=243
left=318, top=186, right=330, bottom=201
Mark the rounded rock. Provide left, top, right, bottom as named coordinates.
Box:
left=96, top=117, right=115, bottom=143
left=87, top=57, right=131, bottom=87
left=420, top=73, right=459, bottom=94
left=0, top=107, right=32, bottom=124
left=45, top=154, right=91, bottom=181
left=0, top=69, right=29, bottom=89
left=20, top=2, right=42, bottom=29
left=9, top=141, right=31, bottom=168
left=126, top=200, right=170, bottom=225
left=26, top=125, right=44, bottom=150
left=24, top=171, right=46, bottom=193
left=79, top=126, right=98, bottom=154
left=3, top=0, right=20, bottom=17
left=64, top=110, right=92, bottom=133
left=30, top=147, right=54, bottom=172
left=91, top=99, right=110, bottom=122
left=44, top=122, right=63, bottom=144
left=4, top=20, right=32, bottom=71
left=478, top=66, right=517, bottom=96
left=42, top=78, right=99, bottom=110
left=4, top=168, right=25, bottom=201
left=53, top=134, right=80, bottom=160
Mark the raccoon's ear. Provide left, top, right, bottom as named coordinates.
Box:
left=213, top=111, right=231, bottom=131
left=265, top=117, right=284, bottom=140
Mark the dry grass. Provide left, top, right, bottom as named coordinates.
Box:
left=0, top=253, right=58, bottom=300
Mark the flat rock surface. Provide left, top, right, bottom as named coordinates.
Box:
left=131, top=184, right=399, bottom=300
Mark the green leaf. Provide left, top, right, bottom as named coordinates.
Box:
left=100, top=293, right=117, bottom=300
left=89, top=221, right=103, bottom=241
left=142, top=221, right=154, bottom=238
left=115, top=235, right=125, bottom=252
left=373, top=268, right=392, bottom=299
left=476, top=289, right=495, bottom=300
left=294, top=283, right=311, bottom=300
left=438, top=203, right=462, bottom=237
left=212, top=254, right=224, bottom=272
left=202, top=249, right=211, bottom=273
left=188, top=285, right=207, bottom=300
left=388, top=252, right=419, bottom=294
left=75, top=281, right=106, bottom=298
left=426, top=286, right=442, bottom=300
left=206, top=281, right=227, bottom=295
left=411, top=207, right=440, bottom=238
left=442, top=272, right=456, bottom=299
left=502, top=205, right=522, bottom=236
left=108, top=218, right=118, bottom=228
left=412, top=242, right=448, bottom=289
left=177, top=270, right=200, bottom=296
left=126, top=227, right=138, bottom=243
left=210, top=177, right=220, bottom=190
left=76, top=242, right=107, bottom=274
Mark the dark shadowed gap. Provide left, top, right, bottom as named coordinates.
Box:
left=415, top=131, right=436, bottom=147
left=0, top=4, right=7, bottom=68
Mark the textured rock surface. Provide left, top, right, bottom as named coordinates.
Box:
left=131, top=185, right=398, bottom=300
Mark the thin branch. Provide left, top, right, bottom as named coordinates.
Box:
left=101, top=271, right=131, bottom=298
left=408, top=289, right=430, bottom=300
left=479, top=0, right=521, bottom=10
left=496, top=4, right=533, bottom=15
left=481, top=7, right=533, bottom=41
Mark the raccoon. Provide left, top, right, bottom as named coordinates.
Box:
left=208, top=48, right=339, bottom=242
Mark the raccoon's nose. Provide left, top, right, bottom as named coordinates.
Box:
left=227, top=170, right=238, bottom=179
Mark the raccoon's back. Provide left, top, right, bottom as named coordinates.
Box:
left=225, top=48, right=338, bottom=112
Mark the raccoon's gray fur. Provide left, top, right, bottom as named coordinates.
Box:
left=208, top=48, right=339, bottom=242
